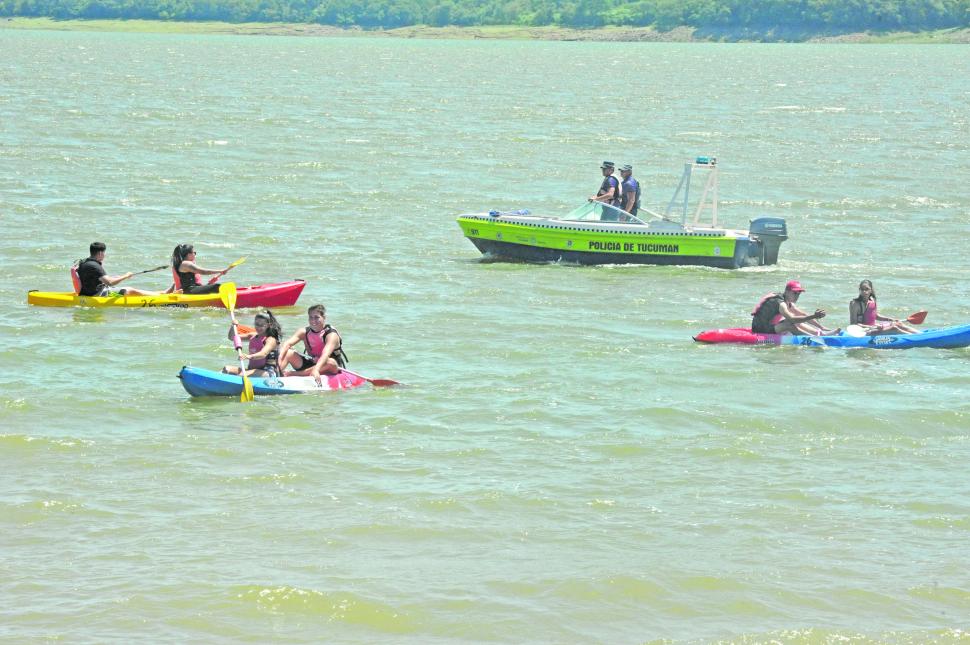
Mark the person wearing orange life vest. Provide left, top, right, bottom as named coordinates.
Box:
left=278, top=304, right=348, bottom=386
left=751, top=280, right=840, bottom=336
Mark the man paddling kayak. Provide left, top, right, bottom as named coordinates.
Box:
left=75, top=242, right=167, bottom=297
left=751, top=280, right=840, bottom=336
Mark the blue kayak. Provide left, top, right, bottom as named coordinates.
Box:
left=694, top=323, right=970, bottom=349
left=178, top=366, right=367, bottom=397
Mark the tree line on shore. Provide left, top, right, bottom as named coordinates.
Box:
left=3, top=0, right=969, bottom=34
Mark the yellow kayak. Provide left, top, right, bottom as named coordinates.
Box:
left=27, top=289, right=224, bottom=308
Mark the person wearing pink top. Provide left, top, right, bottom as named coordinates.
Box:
left=848, top=279, right=918, bottom=335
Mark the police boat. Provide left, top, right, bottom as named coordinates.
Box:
left=456, top=157, right=788, bottom=269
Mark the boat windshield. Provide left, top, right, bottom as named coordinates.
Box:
left=563, top=202, right=647, bottom=225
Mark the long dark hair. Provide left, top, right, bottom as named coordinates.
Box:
left=853, top=279, right=877, bottom=305
left=171, top=244, right=193, bottom=271
left=255, top=310, right=282, bottom=341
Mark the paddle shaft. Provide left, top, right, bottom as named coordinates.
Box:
left=207, top=257, right=247, bottom=285
left=130, top=265, right=169, bottom=276
left=219, top=283, right=254, bottom=402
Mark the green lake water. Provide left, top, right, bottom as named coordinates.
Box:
left=1, top=29, right=969, bottom=642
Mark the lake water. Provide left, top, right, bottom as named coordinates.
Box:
left=1, top=28, right=969, bottom=643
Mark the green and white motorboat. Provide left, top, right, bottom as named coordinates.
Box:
left=456, top=157, right=788, bottom=269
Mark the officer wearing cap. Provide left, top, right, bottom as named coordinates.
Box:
left=619, top=164, right=640, bottom=217
left=590, top=161, right=621, bottom=209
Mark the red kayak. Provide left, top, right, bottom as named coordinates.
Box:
left=232, top=280, right=306, bottom=308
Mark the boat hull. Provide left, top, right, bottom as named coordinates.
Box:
left=178, top=366, right=367, bottom=396
left=694, top=324, right=970, bottom=349
left=457, top=215, right=781, bottom=269
left=27, top=280, right=305, bottom=309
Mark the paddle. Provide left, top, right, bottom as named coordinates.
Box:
left=208, top=257, right=247, bottom=285
left=906, top=311, right=927, bottom=325
left=130, top=265, right=169, bottom=276
left=340, top=368, right=401, bottom=387
left=219, top=283, right=254, bottom=402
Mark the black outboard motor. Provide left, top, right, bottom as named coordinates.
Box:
left=749, top=217, right=788, bottom=265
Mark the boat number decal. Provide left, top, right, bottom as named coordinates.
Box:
left=140, top=301, right=189, bottom=308
left=714, top=246, right=721, bottom=256
left=588, top=241, right=680, bottom=253
left=469, top=228, right=479, bottom=235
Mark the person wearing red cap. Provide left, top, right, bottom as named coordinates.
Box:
left=751, top=280, right=839, bottom=336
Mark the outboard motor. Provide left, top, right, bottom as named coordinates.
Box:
left=749, top=217, right=788, bottom=265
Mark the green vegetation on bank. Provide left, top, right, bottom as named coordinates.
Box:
left=4, top=17, right=970, bottom=42
left=2, top=0, right=970, bottom=41
left=4, top=0, right=970, bottom=35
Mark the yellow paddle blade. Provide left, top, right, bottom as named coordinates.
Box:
left=227, top=257, right=247, bottom=270
left=240, top=374, right=255, bottom=402
left=219, top=282, right=237, bottom=311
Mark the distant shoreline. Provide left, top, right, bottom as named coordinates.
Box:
left=3, top=17, right=970, bottom=43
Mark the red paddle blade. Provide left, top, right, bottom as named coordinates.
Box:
left=368, top=378, right=400, bottom=387
left=907, top=311, right=927, bottom=324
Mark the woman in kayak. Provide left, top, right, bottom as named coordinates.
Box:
left=171, top=244, right=233, bottom=295
left=849, top=280, right=918, bottom=335
left=278, top=304, right=348, bottom=386
left=223, top=310, right=283, bottom=378
left=751, top=280, right=840, bottom=336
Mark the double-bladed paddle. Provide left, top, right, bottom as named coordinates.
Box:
left=219, top=282, right=254, bottom=402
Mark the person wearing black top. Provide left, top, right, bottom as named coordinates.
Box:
left=171, top=244, right=233, bottom=295
left=76, top=242, right=162, bottom=297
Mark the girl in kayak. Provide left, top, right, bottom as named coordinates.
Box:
left=751, top=280, right=840, bottom=336
left=848, top=280, right=918, bottom=335
left=171, top=244, right=233, bottom=295
left=223, top=310, right=282, bottom=378
left=278, top=304, right=348, bottom=386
